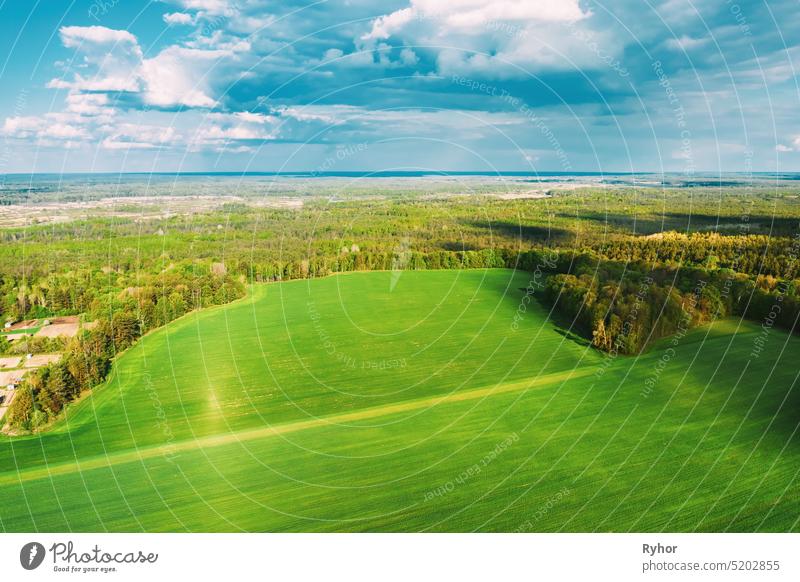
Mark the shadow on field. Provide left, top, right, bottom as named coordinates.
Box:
left=468, top=220, right=574, bottom=244
left=662, top=213, right=799, bottom=236
left=439, top=241, right=481, bottom=251
left=555, top=211, right=672, bottom=235
left=551, top=326, right=592, bottom=346
left=514, top=287, right=593, bottom=348
left=666, top=324, right=800, bottom=446
left=555, top=211, right=798, bottom=236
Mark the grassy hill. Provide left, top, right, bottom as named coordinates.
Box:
left=0, top=269, right=797, bottom=531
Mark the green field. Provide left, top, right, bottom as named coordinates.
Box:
left=0, top=269, right=797, bottom=532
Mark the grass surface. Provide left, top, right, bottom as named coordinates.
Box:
left=0, top=269, right=797, bottom=532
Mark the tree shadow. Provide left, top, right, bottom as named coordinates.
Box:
left=468, top=220, right=574, bottom=244
left=554, top=211, right=799, bottom=236
left=664, top=322, right=800, bottom=446
left=439, top=241, right=481, bottom=252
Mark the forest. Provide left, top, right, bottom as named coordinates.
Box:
left=2, top=183, right=799, bottom=431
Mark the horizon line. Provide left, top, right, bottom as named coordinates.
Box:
left=0, top=170, right=795, bottom=177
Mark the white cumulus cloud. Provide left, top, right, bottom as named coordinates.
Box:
left=141, top=46, right=227, bottom=108
left=50, top=26, right=142, bottom=92
left=359, top=0, right=615, bottom=77
left=59, top=25, right=138, bottom=46
left=163, top=12, right=197, bottom=26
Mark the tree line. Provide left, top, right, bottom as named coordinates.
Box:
left=5, top=266, right=245, bottom=432
left=3, top=189, right=800, bottom=431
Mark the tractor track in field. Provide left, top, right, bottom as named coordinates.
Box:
left=0, top=366, right=593, bottom=485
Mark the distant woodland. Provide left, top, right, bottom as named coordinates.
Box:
left=2, top=186, right=799, bottom=430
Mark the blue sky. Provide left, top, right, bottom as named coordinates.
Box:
left=0, top=0, right=798, bottom=173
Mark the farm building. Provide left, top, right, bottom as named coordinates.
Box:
left=3, top=373, right=23, bottom=391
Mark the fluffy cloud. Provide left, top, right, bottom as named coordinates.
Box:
left=65, top=93, right=112, bottom=117
left=48, top=25, right=247, bottom=110
left=59, top=25, right=138, bottom=46
left=775, top=137, right=800, bottom=152
left=3, top=114, right=89, bottom=141
left=189, top=111, right=278, bottom=150
left=364, top=0, right=587, bottom=40
left=3, top=105, right=284, bottom=153
left=101, top=124, right=178, bottom=150
left=162, top=0, right=273, bottom=32
left=163, top=12, right=197, bottom=26
left=358, top=0, right=620, bottom=77
left=141, top=46, right=230, bottom=108
left=4, top=0, right=799, bottom=172
left=363, top=8, right=416, bottom=42
left=49, top=26, right=142, bottom=92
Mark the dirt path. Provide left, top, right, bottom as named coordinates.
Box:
left=0, top=366, right=594, bottom=485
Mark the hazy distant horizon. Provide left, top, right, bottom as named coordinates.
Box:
left=0, top=170, right=797, bottom=178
